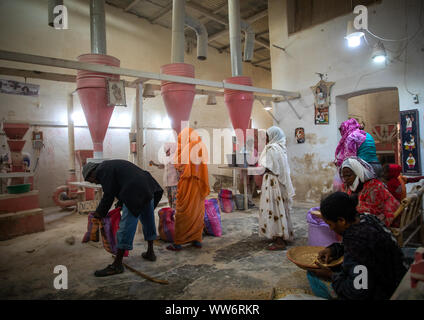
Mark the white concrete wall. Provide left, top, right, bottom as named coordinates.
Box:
left=0, top=0, right=273, bottom=207
left=268, top=0, right=424, bottom=203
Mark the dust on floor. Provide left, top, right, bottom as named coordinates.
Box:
left=0, top=203, right=316, bottom=300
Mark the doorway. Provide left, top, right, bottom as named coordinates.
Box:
left=336, top=87, right=401, bottom=166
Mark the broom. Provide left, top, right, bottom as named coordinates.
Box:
left=112, top=256, right=169, bottom=285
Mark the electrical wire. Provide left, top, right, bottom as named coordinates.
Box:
left=364, top=0, right=423, bottom=44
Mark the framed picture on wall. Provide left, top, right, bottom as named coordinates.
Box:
left=107, top=79, right=126, bottom=107
left=311, top=79, right=335, bottom=125
left=400, top=109, right=421, bottom=175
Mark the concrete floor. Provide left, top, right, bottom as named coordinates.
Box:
left=0, top=199, right=317, bottom=300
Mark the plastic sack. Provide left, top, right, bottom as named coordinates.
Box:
left=158, top=207, right=175, bottom=242
left=82, top=208, right=129, bottom=257
left=218, top=189, right=235, bottom=213
left=204, top=199, right=222, bottom=237
left=307, top=207, right=339, bottom=247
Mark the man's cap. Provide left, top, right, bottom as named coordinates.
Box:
left=82, top=162, right=99, bottom=181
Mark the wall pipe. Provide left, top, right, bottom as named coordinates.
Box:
left=228, top=0, right=243, bottom=76
left=171, top=0, right=186, bottom=63
left=185, top=15, right=208, bottom=60
left=240, top=20, right=255, bottom=62
left=67, top=92, right=76, bottom=173
left=90, top=0, right=107, bottom=54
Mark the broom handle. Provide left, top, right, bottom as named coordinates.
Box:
left=110, top=255, right=169, bottom=285
left=123, top=262, right=169, bottom=285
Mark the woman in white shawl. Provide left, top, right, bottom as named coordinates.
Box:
left=258, top=126, right=295, bottom=250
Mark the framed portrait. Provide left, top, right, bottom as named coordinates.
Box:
left=295, top=127, right=305, bottom=144
left=311, top=80, right=334, bottom=125
left=400, top=109, right=421, bottom=175
left=107, top=79, right=126, bottom=107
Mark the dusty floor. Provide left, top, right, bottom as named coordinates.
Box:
left=0, top=199, right=317, bottom=300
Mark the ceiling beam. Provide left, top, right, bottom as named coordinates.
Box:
left=149, top=1, right=173, bottom=24
left=0, top=50, right=299, bottom=97
left=186, top=2, right=228, bottom=25
left=208, top=9, right=268, bottom=42
left=252, top=57, right=270, bottom=65
left=125, top=0, right=143, bottom=12
left=0, top=67, right=76, bottom=83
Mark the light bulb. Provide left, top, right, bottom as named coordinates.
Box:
left=373, top=55, right=386, bottom=63
left=347, top=35, right=362, bottom=48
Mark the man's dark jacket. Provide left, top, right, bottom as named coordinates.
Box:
left=94, top=160, right=164, bottom=217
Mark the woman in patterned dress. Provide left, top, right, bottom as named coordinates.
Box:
left=258, top=126, right=295, bottom=250
left=340, top=157, right=399, bottom=227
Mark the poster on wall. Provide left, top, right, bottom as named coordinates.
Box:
left=400, top=109, right=421, bottom=175
left=311, top=79, right=335, bottom=125
left=107, top=79, right=126, bottom=107
left=295, top=127, right=305, bottom=143
left=0, top=79, right=39, bottom=96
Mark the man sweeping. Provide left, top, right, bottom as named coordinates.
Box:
left=83, top=159, right=164, bottom=277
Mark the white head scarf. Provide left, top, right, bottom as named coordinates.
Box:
left=341, top=157, right=376, bottom=183
left=259, top=126, right=295, bottom=199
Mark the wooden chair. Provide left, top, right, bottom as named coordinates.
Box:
left=390, top=185, right=424, bottom=247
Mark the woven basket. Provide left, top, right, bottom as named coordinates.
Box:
left=287, top=246, right=343, bottom=270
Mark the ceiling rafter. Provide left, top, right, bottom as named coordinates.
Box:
left=106, top=0, right=271, bottom=72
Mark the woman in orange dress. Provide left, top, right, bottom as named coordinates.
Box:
left=167, top=127, right=210, bottom=251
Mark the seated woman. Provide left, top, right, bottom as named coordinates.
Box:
left=341, top=157, right=399, bottom=227
left=307, top=192, right=408, bottom=300
left=382, top=164, right=406, bottom=202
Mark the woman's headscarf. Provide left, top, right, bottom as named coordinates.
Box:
left=259, top=126, right=295, bottom=200
left=341, top=157, right=376, bottom=183
left=174, top=128, right=210, bottom=198
left=335, top=119, right=367, bottom=167
left=386, top=164, right=404, bottom=201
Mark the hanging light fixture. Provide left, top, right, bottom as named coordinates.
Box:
left=206, top=94, right=217, bottom=105
left=372, top=41, right=387, bottom=63
left=264, top=101, right=272, bottom=111
left=142, top=83, right=156, bottom=98
left=345, top=20, right=364, bottom=48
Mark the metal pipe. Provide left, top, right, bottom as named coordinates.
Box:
left=136, top=82, right=144, bottom=168
left=228, top=0, right=243, bottom=76
left=67, top=93, right=76, bottom=172
left=90, top=0, right=107, bottom=54
left=171, top=0, right=186, bottom=63
left=48, top=0, right=64, bottom=27
left=185, top=15, right=208, bottom=60
left=240, top=20, right=255, bottom=62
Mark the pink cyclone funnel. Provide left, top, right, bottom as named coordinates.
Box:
left=76, top=54, right=120, bottom=158
left=161, top=63, right=195, bottom=134
left=224, top=76, right=254, bottom=150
